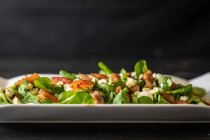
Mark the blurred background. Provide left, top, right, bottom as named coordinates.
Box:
left=0, top=0, right=209, bottom=79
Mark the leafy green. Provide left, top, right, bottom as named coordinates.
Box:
left=42, top=99, right=53, bottom=104
left=98, top=61, right=113, bottom=75
left=171, top=84, right=193, bottom=95
left=34, top=77, right=64, bottom=95
left=131, top=94, right=138, bottom=104
left=113, top=88, right=130, bottom=104
left=95, top=82, right=115, bottom=103
left=158, top=76, right=173, bottom=91
left=18, top=81, right=39, bottom=104
left=49, top=86, right=64, bottom=95
left=106, top=91, right=115, bottom=104
left=193, top=87, right=206, bottom=97
left=34, top=77, right=51, bottom=90
left=156, top=94, right=169, bottom=104
left=58, top=91, right=94, bottom=104
left=138, top=96, right=153, bottom=104
left=0, top=89, right=12, bottom=104
left=187, top=96, right=202, bottom=104
left=134, top=60, right=148, bottom=77
left=59, top=70, right=76, bottom=80
left=120, top=68, right=127, bottom=81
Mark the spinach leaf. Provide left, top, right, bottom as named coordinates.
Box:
left=134, top=60, right=148, bottom=77
left=18, top=81, right=39, bottom=104
left=59, top=70, right=76, bottom=80
left=171, top=84, right=192, bottom=95
left=157, top=94, right=169, bottom=104
left=106, top=91, right=115, bottom=104
left=187, top=96, right=202, bottom=104
left=120, top=68, right=127, bottom=81
left=21, top=92, right=39, bottom=104
left=113, top=88, right=130, bottom=104
left=49, top=86, right=64, bottom=95
left=18, top=81, right=28, bottom=95
left=58, top=91, right=75, bottom=102
left=0, top=89, right=12, bottom=104
left=158, top=76, right=172, bottom=91
left=98, top=61, right=113, bottom=75
left=96, top=83, right=115, bottom=103
left=131, top=94, right=138, bottom=104
left=34, top=77, right=51, bottom=90
left=42, top=99, right=53, bottom=104
left=193, top=87, right=206, bottom=97
left=59, top=91, right=94, bottom=104
left=138, top=96, right=153, bottom=104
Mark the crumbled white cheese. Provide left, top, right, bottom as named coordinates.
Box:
left=56, top=81, right=64, bottom=86
left=91, top=77, right=97, bottom=83
left=98, top=79, right=107, bottom=85
left=139, top=74, right=143, bottom=79
left=135, top=91, right=153, bottom=100
left=131, top=72, right=136, bottom=77
left=5, top=88, right=15, bottom=98
left=149, top=87, right=159, bottom=94
left=153, top=73, right=162, bottom=79
left=126, top=78, right=137, bottom=88
left=30, top=88, right=39, bottom=95
left=180, top=96, right=188, bottom=101
left=13, top=97, right=21, bottom=104
left=64, top=84, right=72, bottom=91
left=26, top=83, right=33, bottom=90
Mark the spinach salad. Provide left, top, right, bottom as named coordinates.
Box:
left=0, top=60, right=208, bottom=105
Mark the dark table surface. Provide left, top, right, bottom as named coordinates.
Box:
left=0, top=57, right=210, bottom=140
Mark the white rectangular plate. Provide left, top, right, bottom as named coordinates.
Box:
left=0, top=73, right=209, bottom=123
left=0, top=104, right=210, bottom=123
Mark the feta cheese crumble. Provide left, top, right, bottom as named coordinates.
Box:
left=126, top=78, right=137, bottom=88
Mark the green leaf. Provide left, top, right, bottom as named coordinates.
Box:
left=138, top=96, right=153, bottom=104
left=18, top=81, right=39, bottom=104
left=113, top=88, right=130, bottom=104
left=34, top=77, right=51, bottom=90
left=131, top=94, right=138, bottom=104
left=18, top=80, right=29, bottom=95
left=42, top=99, right=53, bottom=104
left=187, top=96, right=202, bottom=104
left=96, top=83, right=115, bottom=103
left=157, top=95, right=169, bottom=104
left=0, top=89, right=12, bottom=104
left=171, top=84, right=193, bottom=95
left=98, top=61, right=113, bottom=75
left=49, top=86, right=64, bottom=95
left=59, top=70, right=76, bottom=80
left=58, top=91, right=75, bottom=102
left=58, top=91, right=94, bottom=104
left=21, top=92, right=39, bottom=104
left=106, top=91, right=115, bottom=104
left=158, top=76, right=173, bottom=91
left=193, top=87, right=206, bottom=97
left=134, top=60, right=148, bottom=77
left=120, top=68, right=127, bottom=81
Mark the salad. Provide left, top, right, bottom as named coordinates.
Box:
left=0, top=60, right=208, bottom=105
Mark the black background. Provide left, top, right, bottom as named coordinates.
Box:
left=0, top=1, right=210, bottom=140
left=0, top=0, right=210, bottom=79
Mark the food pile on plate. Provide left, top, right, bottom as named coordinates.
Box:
left=0, top=60, right=208, bottom=105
